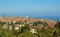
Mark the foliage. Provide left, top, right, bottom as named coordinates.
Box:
left=0, top=21, right=60, bottom=37
left=57, top=22, right=60, bottom=29
left=15, top=21, right=21, bottom=24
left=33, top=21, right=48, bottom=26
left=0, top=21, right=6, bottom=26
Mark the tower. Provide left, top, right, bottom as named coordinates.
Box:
left=3, top=12, right=6, bottom=18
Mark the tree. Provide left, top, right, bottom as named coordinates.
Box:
left=15, top=21, right=21, bottom=24
left=0, top=21, right=6, bottom=26
left=53, top=31, right=58, bottom=37
left=33, top=21, right=43, bottom=26
left=57, top=22, right=60, bottom=29
left=33, top=21, right=48, bottom=27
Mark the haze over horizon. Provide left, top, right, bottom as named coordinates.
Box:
left=0, top=0, right=60, bottom=17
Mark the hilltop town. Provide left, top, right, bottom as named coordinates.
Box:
left=0, top=13, right=60, bottom=37
left=0, top=16, right=56, bottom=27
left=0, top=13, right=56, bottom=29
left=0, top=0, right=60, bottom=37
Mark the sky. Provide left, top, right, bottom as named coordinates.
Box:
left=0, top=0, right=60, bottom=17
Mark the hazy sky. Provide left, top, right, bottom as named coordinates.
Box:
left=0, top=0, right=60, bottom=17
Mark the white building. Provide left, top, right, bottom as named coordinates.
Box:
left=30, top=29, right=37, bottom=34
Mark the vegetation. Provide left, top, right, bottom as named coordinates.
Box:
left=33, top=21, right=48, bottom=26
left=0, top=20, right=60, bottom=37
